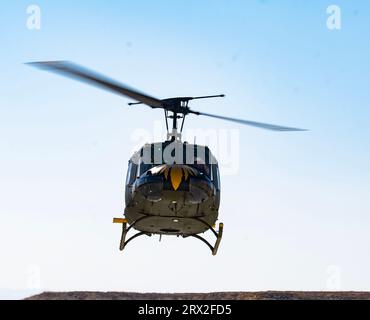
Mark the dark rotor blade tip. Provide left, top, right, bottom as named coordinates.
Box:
left=26, top=60, right=164, bottom=108
left=25, top=60, right=69, bottom=67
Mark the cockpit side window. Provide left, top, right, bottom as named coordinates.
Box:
left=211, top=164, right=220, bottom=190
left=126, top=161, right=138, bottom=186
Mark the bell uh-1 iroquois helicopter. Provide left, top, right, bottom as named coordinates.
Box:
left=28, top=61, right=306, bottom=255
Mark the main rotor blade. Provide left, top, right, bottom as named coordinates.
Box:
left=190, top=110, right=307, bottom=132
left=26, top=61, right=163, bottom=108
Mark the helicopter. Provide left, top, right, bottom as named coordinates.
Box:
left=28, top=61, right=306, bottom=255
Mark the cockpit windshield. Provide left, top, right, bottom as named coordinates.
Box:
left=131, top=142, right=219, bottom=189
left=139, top=163, right=155, bottom=176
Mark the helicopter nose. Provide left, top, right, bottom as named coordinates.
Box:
left=186, top=176, right=215, bottom=204
left=136, top=176, right=163, bottom=202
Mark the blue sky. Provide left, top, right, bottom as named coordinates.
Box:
left=1, top=0, right=370, bottom=296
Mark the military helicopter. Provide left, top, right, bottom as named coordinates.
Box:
left=28, top=61, right=306, bottom=255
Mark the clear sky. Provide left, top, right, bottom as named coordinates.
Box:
left=1, top=0, right=370, bottom=297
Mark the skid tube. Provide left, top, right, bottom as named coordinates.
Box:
left=113, top=216, right=153, bottom=251
left=183, top=217, right=224, bottom=256
left=113, top=216, right=224, bottom=255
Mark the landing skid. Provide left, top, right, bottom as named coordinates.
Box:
left=183, top=218, right=224, bottom=256
left=113, top=217, right=152, bottom=251
left=113, top=216, right=224, bottom=255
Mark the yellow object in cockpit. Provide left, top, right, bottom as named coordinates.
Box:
left=155, top=164, right=198, bottom=191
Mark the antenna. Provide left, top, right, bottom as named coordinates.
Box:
left=189, top=94, right=225, bottom=101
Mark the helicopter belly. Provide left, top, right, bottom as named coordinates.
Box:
left=124, top=214, right=216, bottom=235
left=125, top=191, right=219, bottom=235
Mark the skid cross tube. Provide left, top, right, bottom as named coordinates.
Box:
left=184, top=222, right=224, bottom=256
left=188, top=234, right=214, bottom=252
left=121, top=232, right=152, bottom=251
left=114, top=215, right=154, bottom=251
left=193, top=217, right=219, bottom=238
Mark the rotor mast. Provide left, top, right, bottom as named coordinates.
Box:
left=164, top=95, right=225, bottom=141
